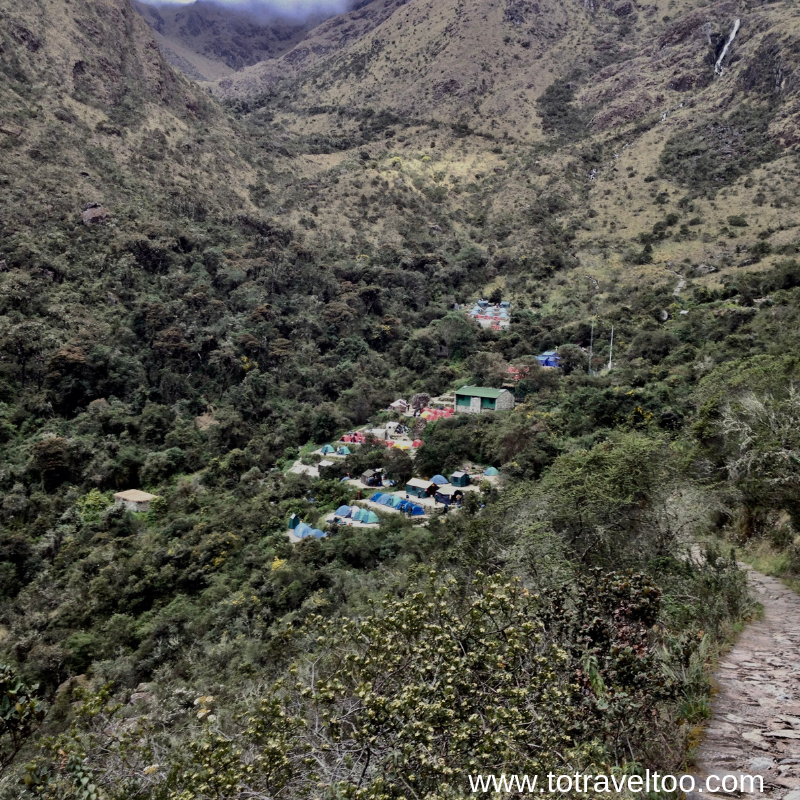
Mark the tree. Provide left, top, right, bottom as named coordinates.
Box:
left=468, top=351, right=507, bottom=387
left=1, top=664, right=44, bottom=778
left=311, top=404, right=340, bottom=444
left=721, top=387, right=800, bottom=534
left=383, top=448, right=413, bottom=485
left=556, top=344, right=588, bottom=375
left=32, top=436, right=72, bottom=491
left=411, top=392, right=431, bottom=413
left=539, top=432, right=675, bottom=565
left=434, top=312, right=478, bottom=359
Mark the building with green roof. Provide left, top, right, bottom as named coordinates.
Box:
left=454, top=386, right=515, bottom=414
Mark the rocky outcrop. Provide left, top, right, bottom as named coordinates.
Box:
left=81, top=203, right=110, bottom=225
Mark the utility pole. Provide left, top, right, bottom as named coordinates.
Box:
left=588, top=316, right=595, bottom=375
left=608, top=326, right=614, bottom=371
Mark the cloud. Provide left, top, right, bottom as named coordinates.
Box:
left=137, top=0, right=352, bottom=22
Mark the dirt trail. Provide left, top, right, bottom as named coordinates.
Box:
left=691, top=566, right=800, bottom=798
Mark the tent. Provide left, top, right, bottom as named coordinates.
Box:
left=362, top=510, right=379, bottom=524
left=351, top=508, right=364, bottom=521
left=288, top=513, right=301, bottom=530
left=484, top=466, right=499, bottom=477
left=379, top=495, right=395, bottom=506
left=430, top=474, right=449, bottom=485
left=337, top=446, right=352, bottom=455
left=450, top=471, right=470, bottom=487
left=362, top=469, right=380, bottom=486
left=294, top=523, right=313, bottom=539
left=311, top=528, right=326, bottom=538
left=406, top=478, right=436, bottom=498
left=320, top=445, right=335, bottom=454
left=370, top=492, right=385, bottom=502
left=409, top=504, right=425, bottom=516
left=334, top=505, right=352, bottom=518
left=385, top=495, right=403, bottom=508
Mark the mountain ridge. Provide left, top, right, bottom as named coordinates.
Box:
left=131, top=0, right=334, bottom=80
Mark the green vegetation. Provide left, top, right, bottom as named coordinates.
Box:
left=659, top=105, right=780, bottom=192
left=3, top=0, right=800, bottom=795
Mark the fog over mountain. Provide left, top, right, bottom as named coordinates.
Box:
left=132, top=0, right=355, bottom=79
left=137, top=0, right=352, bottom=23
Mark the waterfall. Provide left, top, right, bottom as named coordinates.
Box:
left=715, top=18, right=741, bottom=76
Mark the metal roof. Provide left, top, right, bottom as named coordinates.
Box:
left=407, top=478, right=435, bottom=489
left=454, top=385, right=507, bottom=399
left=114, top=489, right=158, bottom=502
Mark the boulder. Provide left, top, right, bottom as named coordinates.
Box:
left=695, top=263, right=717, bottom=275
left=81, top=204, right=110, bottom=225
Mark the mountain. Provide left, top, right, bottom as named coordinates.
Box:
left=131, top=0, right=333, bottom=80
left=210, top=0, right=800, bottom=299
left=3, top=0, right=800, bottom=796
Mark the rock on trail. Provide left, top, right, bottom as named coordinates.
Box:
left=692, top=567, right=800, bottom=797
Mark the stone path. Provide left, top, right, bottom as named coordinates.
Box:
left=691, top=566, right=800, bottom=797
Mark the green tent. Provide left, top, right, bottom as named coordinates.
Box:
left=362, top=510, right=379, bottom=524
left=484, top=466, right=499, bottom=477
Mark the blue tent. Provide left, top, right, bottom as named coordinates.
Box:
left=351, top=508, right=363, bottom=521
left=484, top=466, right=499, bottom=477
left=311, top=528, right=327, bottom=539
left=335, top=505, right=352, bottom=518
left=430, top=474, right=449, bottom=485
left=295, top=523, right=313, bottom=539
left=362, top=510, right=379, bottom=524
left=379, top=495, right=395, bottom=506
left=337, top=446, right=352, bottom=455
left=370, top=492, right=384, bottom=502
left=536, top=350, right=561, bottom=368
left=386, top=495, right=403, bottom=508
left=409, top=504, right=425, bottom=516
left=320, top=444, right=335, bottom=454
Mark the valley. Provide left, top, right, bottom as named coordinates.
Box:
left=1, top=0, right=800, bottom=796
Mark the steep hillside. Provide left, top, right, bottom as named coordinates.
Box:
left=213, top=0, right=800, bottom=306
left=131, top=0, right=327, bottom=80
left=0, top=0, right=262, bottom=234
